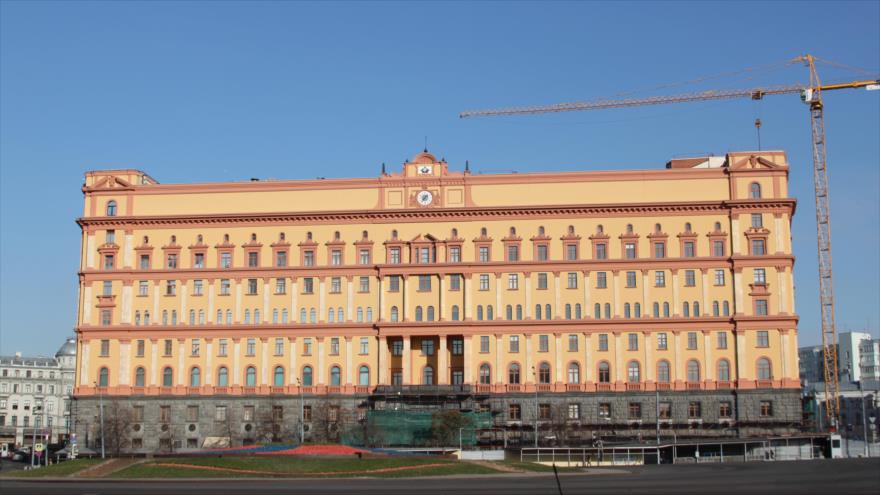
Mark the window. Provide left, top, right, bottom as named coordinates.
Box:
left=358, top=276, right=370, bottom=293
left=687, top=332, right=698, bottom=350
left=714, top=269, right=725, bottom=286
left=566, top=244, right=577, bottom=261
left=390, top=306, right=399, bottom=322
left=507, top=274, right=518, bottom=290
left=418, top=275, right=431, bottom=291
left=688, top=401, right=702, bottom=419
left=508, top=404, right=522, bottom=420
left=358, top=365, right=370, bottom=386
left=509, top=335, right=520, bottom=353
left=159, top=405, right=172, bottom=423
left=713, top=240, right=725, bottom=257
left=654, top=242, right=665, bottom=258
left=657, top=332, right=668, bottom=350
left=566, top=362, right=580, bottom=383
left=99, top=309, right=112, bottom=326
left=136, top=340, right=145, bottom=357
left=449, top=246, right=461, bottom=263
left=302, top=277, right=314, bottom=294
left=595, top=243, right=607, bottom=259
left=536, top=363, right=551, bottom=384
left=359, top=249, right=370, bottom=265
left=330, top=338, right=340, bottom=355
left=449, top=274, right=461, bottom=291
left=507, top=245, right=519, bottom=262
left=422, top=365, right=434, bottom=385
left=628, top=333, right=638, bottom=351
left=451, top=339, right=463, bottom=355
left=102, top=280, right=113, bottom=296
left=751, top=239, right=766, bottom=255
left=663, top=302, right=670, bottom=317
left=388, top=275, right=400, bottom=292
left=750, top=182, right=762, bottom=198
left=598, top=334, right=608, bottom=351
left=686, top=360, right=700, bottom=382
left=533, top=244, right=549, bottom=261
left=329, top=366, right=341, bottom=386
left=303, top=338, right=313, bottom=355
left=717, top=332, right=728, bottom=349
left=166, top=253, right=178, bottom=269
left=301, top=366, right=313, bottom=386
left=683, top=241, right=695, bottom=257
left=246, top=338, right=256, bottom=356
left=508, top=363, right=521, bottom=384
left=537, top=403, right=552, bottom=420
left=191, top=339, right=200, bottom=356
left=756, top=356, right=772, bottom=381
left=723, top=301, right=730, bottom=316
left=302, top=250, right=315, bottom=267
left=98, top=367, right=109, bottom=387
left=754, top=268, right=766, bottom=285
left=538, top=335, right=549, bottom=352
left=718, top=401, right=732, bottom=418
left=561, top=273, right=577, bottom=290
left=415, top=306, right=424, bottom=321
left=656, top=361, right=670, bottom=383
left=756, top=299, right=769, bottom=316
left=627, top=361, right=640, bottom=382
left=684, top=270, right=696, bottom=286
left=330, top=277, right=342, bottom=293
left=220, top=251, right=232, bottom=268
left=659, top=402, right=672, bottom=420
left=330, top=250, right=342, bottom=266
left=389, top=247, right=401, bottom=264
left=476, top=245, right=489, bottom=262
left=717, top=359, right=731, bottom=381
left=568, top=334, right=578, bottom=352
left=598, top=403, right=611, bottom=419
left=162, top=367, right=173, bottom=387
left=596, top=272, right=607, bottom=288
left=751, top=213, right=763, bottom=228
left=100, top=339, right=110, bottom=356
left=106, top=200, right=117, bottom=216
left=598, top=362, right=611, bottom=383
left=628, top=403, right=642, bottom=419
left=536, top=272, right=548, bottom=290
left=360, top=337, right=369, bottom=355
left=421, top=338, right=435, bottom=356
left=626, top=271, right=637, bottom=288
left=655, top=271, right=665, bottom=287
left=760, top=400, right=773, bottom=417
left=479, top=336, right=490, bottom=353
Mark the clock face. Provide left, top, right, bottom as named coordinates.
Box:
left=416, top=190, right=433, bottom=206
left=418, top=165, right=433, bottom=175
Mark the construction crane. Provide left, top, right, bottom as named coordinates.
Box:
left=461, top=55, right=879, bottom=429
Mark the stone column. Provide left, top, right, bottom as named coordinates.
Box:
left=671, top=270, right=680, bottom=316
left=378, top=336, right=387, bottom=384
left=731, top=216, right=741, bottom=253
left=494, top=274, right=502, bottom=320
left=777, top=267, right=788, bottom=314
left=86, top=234, right=96, bottom=269
left=318, top=278, right=326, bottom=322
left=439, top=275, right=445, bottom=321
left=403, top=276, right=411, bottom=321
left=583, top=333, right=592, bottom=382
left=614, top=332, right=622, bottom=382
left=119, top=340, right=130, bottom=385
left=232, top=339, right=241, bottom=385
left=673, top=332, right=682, bottom=382
left=701, top=269, right=709, bottom=314
left=734, top=269, right=745, bottom=314
left=206, top=340, right=214, bottom=385
left=263, top=280, right=271, bottom=322
left=644, top=332, right=653, bottom=381
left=291, top=278, right=299, bottom=323
left=525, top=335, right=533, bottom=383
left=149, top=340, right=158, bottom=386
left=553, top=273, right=561, bottom=319
left=79, top=342, right=90, bottom=386
left=438, top=336, right=448, bottom=385
left=152, top=282, right=161, bottom=324
left=402, top=337, right=411, bottom=384
left=495, top=334, right=504, bottom=385
left=525, top=273, right=532, bottom=318
left=261, top=339, right=269, bottom=385
left=613, top=271, right=621, bottom=317
left=554, top=334, right=563, bottom=383
left=703, top=331, right=713, bottom=380
left=780, top=330, right=790, bottom=378
left=463, top=336, right=473, bottom=383
left=345, top=337, right=353, bottom=385
left=207, top=283, right=215, bottom=323
left=583, top=271, right=591, bottom=318
left=234, top=279, right=242, bottom=323
left=317, top=338, right=326, bottom=385
left=177, top=339, right=185, bottom=385
left=288, top=337, right=297, bottom=385
left=641, top=270, right=650, bottom=318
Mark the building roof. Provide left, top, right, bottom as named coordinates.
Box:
left=0, top=355, right=59, bottom=367
left=55, top=337, right=77, bottom=358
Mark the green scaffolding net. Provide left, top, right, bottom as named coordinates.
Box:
left=342, top=410, right=493, bottom=447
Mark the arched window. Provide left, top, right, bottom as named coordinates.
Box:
left=226, top=310, right=232, bottom=324
left=216, top=309, right=223, bottom=323
left=361, top=230, right=368, bottom=239
left=274, top=366, right=285, bottom=387
left=538, top=362, right=551, bottom=384
left=309, top=308, right=316, bottom=323
left=246, top=366, right=256, bottom=387
left=713, top=301, right=720, bottom=317
left=627, top=361, right=641, bottom=383
left=567, top=363, right=580, bottom=383
left=663, top=302, right=670, bottom=317
left=244, top=309, right=251, bottom=324
left=390, top=306, right=399, bottom=322
left=544, top=304, right=551, bottom=320
left=684, top=222, right=692, bottom=233
left=427, top=306, right=435, bottom=321
left=162, top=367, right=173, bottom=387
left=330, top=366, right=341, bottom=386
left=508, top=363, right=521, bottom=384
left=359, top=366, right=370, bottom=386
left=337, top=307, right=344, bottom=322
left=300, top=308, right=307, bottom=323
left=280, top=232, right=286, bottom=241
left=604, top=303, right=611, bottom=319
left=626, top=223, right=634, bottom=234
left=282, top=309, right=288, bottom=323
left=328, top=308, right=335, bottom=323
left=624, top=303, right=631, bottom=318
left=750, top=182, right=762, bottom=199
left=302, top=366, right=313, bottom=386
left=98, top=367, right=109, bottom=387
left=653, top=303, right=660, bottom=318
left=565, top=304, right=572, bottom=320
left=190, top=367, right=201, bottom=387
left=535, top=305, right=542, bottom=320
left=714, top=221, right=722, bottom=231
left=135, top=311, right=141, bottom=326
left=451, top=305, right=460, bottom=321
left=106, top=200, right=117, bottom=216
left=634, top=303, right=641, bottom=318
left=687, top=360, right=701, bottom=382
left=357, top=307, right=364, bottom=322
left=135, top=367, right=145, bottom=387
left=655, top=223, right=662, bottom=233
left=594, top=303, right=601, bottom=319
left=391, top=229, right=398, bottom=239
left=199, top=309, right=205, bottom=325
left=575, top=303, right=582, bottom=319
left=516, top=305, right=523, bottom=320
left=254, top=308, right=261, bottom=323
left=693, top=301, right=700, bottom=317
left=415, top=306, right=423, bottom=322
left=171, top=310, right=177, bottom=325
left=757, top=358, right=772, bottom=380
left=479, top=364, right=491, bottom=384
left=506, top=305, right=513, bottom=320
left=451, top=228, right=458, bottom=237
left=250, top=233, right=257, bottom=242
left=717, top=359, right=731, bottom=381
left=596, top=224, right=604, bottom=234
left=144, top=310, right=150, bottom=325
left=423, top=365, right=434, bottom=385
left=509, top=226, right=517, bottom=236
left=189, top=310, right=196, bottom=325
left=683, top=302, right=690, bottom=317
left=476, top=305, right=483, bottom=321
left=656, top=361, right=670, bottom=383
left=307, top=231, right=313, bottom=240
left=273, top=309, right=279, bottom=324
left=333, top=230, right=341, bottom=240
left=598, top=362, right=611, bottom=383
left=366, top=307, right=373, bottom=321
left=723, top=301, right=730, bottom=316
left=480, top=227, right=487, bottom=236
left=217, top=367, right=228, bottom=386
left=538, top=226, right=545, bottom=235
left=162, top=310, right=168, bottom=325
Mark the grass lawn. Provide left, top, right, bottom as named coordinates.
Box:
left=1, top=458, right=104, bottom=478
left=111, top=456, right=501, bottom=478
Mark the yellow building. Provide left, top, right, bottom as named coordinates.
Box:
left=73, top=150, right=801, bottom=450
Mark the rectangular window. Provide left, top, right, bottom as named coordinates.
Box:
left=449, top=274, right=461, bottom=291
left=509, top=335, right=520, bottom=353
left=331, top=250, right=342, bottom=266
left=568, top=334, right=578, bottom=352
left=160, top=406, right=171, bottom=423
left=566, top=244, right=577, bottom=261
left=192, top=279, right=203, bottom=296
left=567, top=272, right=578, bottom=289
left=538, top=335, right=549, bottom=352
left=536, top=245, right=549, bottom=261
left=475, top=274, right=488, bottom=291
left=220, top=252, right=232, bottom=268
left=717, top=332, right=728, bottom=349
left=756, top=300, right=769, bottom=316
left=166, top=280, right=177, bottom=296
left=688, top=401, right=702, bottom=419
left=687, top=332, right=698, bottom=350
left=100, top=309, right=112, bottom=326
left=626, top=271, right=637, bottom=288
left=385, top=247, right=399, bottom=264
left=360, top=337, right=369, bottom=355
left=247, top=278, right=258, bottom=295
left=276, top=251, right=287, bottom=267
left=508, top=404, right=521, bottom=421
left=655, top=271, right=666, bottom=287
left=359, top=277, right=369, bottom=293
left=140, top=254, right=150, bottom=269
left=628, top=403, right=642, bottom=419
left=628, top=333, right=638, bottom=351
left=754, top=268, right=766, bottom=285
left=302, top=278, right=314, bottom=294
left=166, top=254, right=178, bottom=269
left=751, top=213, right=763, bottom=228
left=303, top=250, right=315, bottom=266
left=714, top=269, right=725, bottom=286
left=507, top=274, right=518, bottom=290
left=654, top=242, right=665, bottom=258
left=330, top=277, right=342, bottom=293
left=451, top=339, right=463, bottom=355
left=567, top=403, right=580, bottom=420
left=191, top=339, right=200, bottom=356
left=194, top=253, right=205, bottom=268
left=751, top=239, right=766, bottom=255
left=392, top=340, right=403, bottom=356
left=420, top=339, right=435, bottom=356
left=104, top=254, right=115, bottom=270
left=330, top=338, right=340, bottom=355
left=418, top=275, right=431, bottom=291
left=713, top=240, right=725, bottom=257
left=275, top=278, right=286, bottom=294
left=275, top=338, right=284, bottom=356
left=717, top=401, right=732, bottom=418
left=659, top=402, right=672, bottom=420
left=538, top=404, right=551, bottom=420
left=657, top=333, right=668, bottom=350
left=479, top=246, right=489, bottom=262
left=625, top=242, right=636, bottom=259
left=598, top=403, right=611, bottom=419
left=138, top=280, right=149, bottom=296
left=598, top=334, right=608, bottom=351
left=683, top=241, right=695, bottom=257
left=596, top=272, right=607, bottom=289
left=220, top=278, right=231, bottom=295
left=389, top=276, right=400, bottom=292
left=103, top=281, right=113, bottom=296
left=246, top=338, right=256, bottom=356
left=243, top=405, right=255, bottom=422
left=480, top=336, right=490, bottom=353
left=684, top=270, right=696, bottom=287
left=537, top=273, right=548, bottom=290
left=303, top=338, right=312, bottom=355
left=595, top=243, right=607, bottom=260
left=133, top=405, right=145, bottom=422
left=760, top=401, right=773, bottom=417
left=218, top=339, right=228, bottom=356
left=359, top=249, right=370, bottom=265
left=100, top=340, right=110, bottom=356
left=187, top=405, right=199, bottom=422
left=507, top=245, right=519, bottom=262
left=757, top=330, right=770, bottom=347
left=136, top=340, right=145, bottom=357
left=247, top=252, right=258, bottom=267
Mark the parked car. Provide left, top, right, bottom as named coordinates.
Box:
left=11, top=449, right=30, bottom=462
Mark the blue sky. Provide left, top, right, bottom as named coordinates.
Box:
left=1, top=1, right=878, bottom=355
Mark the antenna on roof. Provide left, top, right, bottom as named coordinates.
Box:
left=465, top=160, right=470, bottom=173
left=424, top=136, right=428, bottom=153
left=381, top=162, right=386, bottom=175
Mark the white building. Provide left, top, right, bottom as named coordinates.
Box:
left=0, top=337, right=77, bottom=446
left=839, top=332, right=876, bottom=383
left=859, top=338, right=880, bottom=382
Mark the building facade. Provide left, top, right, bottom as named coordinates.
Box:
left=798, top=344, right=826, bottom=386
left=0, top=338, right=77, bottom=446
left=839, top=332, right=878, bottom=383
left=72, top=150, right=802, bottom=451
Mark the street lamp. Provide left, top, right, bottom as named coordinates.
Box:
left=94, top=381, right=105, bottom=459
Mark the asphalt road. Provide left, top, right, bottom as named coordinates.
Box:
left=2, top=458, right=879, bottom=495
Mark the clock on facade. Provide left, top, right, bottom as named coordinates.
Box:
left=416, top=190, right=433, bottom=206
left=418, top=165, right=433, bottom=175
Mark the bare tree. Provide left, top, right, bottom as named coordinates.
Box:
left=103, top=400, right=133, bottom=456
left=254, top=398, right=293, bottom=443
left=311, top=400, right=343, bottom=443
left=430, top=410, right=473, bottom=447
left=548, top=403, right=573, bottom=447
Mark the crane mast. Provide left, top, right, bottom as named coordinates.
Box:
left=461, top=55, right=879, bottom=429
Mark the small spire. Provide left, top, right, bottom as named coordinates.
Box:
left=465, top=160, right=470, bottom=173
left=381, top=162, right=386, bottom=175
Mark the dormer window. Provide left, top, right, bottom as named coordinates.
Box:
left=106, top=200, right=117, bottom=216
left=250, top=233, right=257, bottom=242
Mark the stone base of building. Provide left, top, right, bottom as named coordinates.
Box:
left=71, top=388, right=803, bottom=453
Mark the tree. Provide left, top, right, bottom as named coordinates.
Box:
left=346, top=408, right=385, bottom=447
left=311, top=400, right=344, bottom=443
left=430, top=410, right=473, bottom=447
left=103, top=400, right=133, bottom=456
left=254, top=398, right=293, bottom=443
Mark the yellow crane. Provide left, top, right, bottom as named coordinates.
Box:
left=461, top=55, right=879, bottom=429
